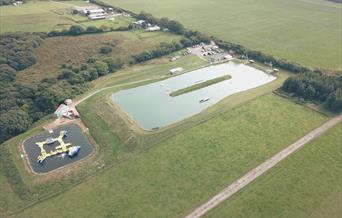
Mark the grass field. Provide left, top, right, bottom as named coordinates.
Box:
left=14, top=94, right=327, bottom=217
left=104, top=0, right=342, bottom=70
left=16, top=30, right=182, bottom=84
left=0, top=1, right=132, bottom=34
left=206, top=122, right=342, bottom=218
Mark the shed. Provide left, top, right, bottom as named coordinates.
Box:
left=146, top=25, right=161, bottom=32
left=169, top=67, right=184, bottom=74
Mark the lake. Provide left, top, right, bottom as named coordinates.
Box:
left=112, top=62, right=276, bottom=130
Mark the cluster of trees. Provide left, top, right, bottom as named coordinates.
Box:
left=131, top=42, right=182, bottom=63
left=0, top=0, right=18, bottom=6
left=282, top=71, right=342, bottom=112
left=48, top=25, right=104, bottom=37
left=57, top=57, right=123, bottom=85
left=0, top=33, right=44, bottom=70
left=135, top=12, right=185, bottom=34
left=100, top=46, right=113, bottom=54
left=0, top=75, right=87, bottom=143
left=48, top=25, right=132, bottom=38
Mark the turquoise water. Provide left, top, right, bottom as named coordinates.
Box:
left=112, top=62, right=276, bottom=130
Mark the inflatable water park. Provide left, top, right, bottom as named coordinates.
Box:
left=23, top=124, right=94, bottom=174
left=36, top=130, right=80, bottom=164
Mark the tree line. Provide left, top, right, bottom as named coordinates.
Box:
left=0, top=0, right=18, bottom=6
left=47, top=25, right=131, bottom=37
left=282, top=71, right=342, bottom=112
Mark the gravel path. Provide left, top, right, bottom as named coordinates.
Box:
left=185, top=115, right=342, bottom=218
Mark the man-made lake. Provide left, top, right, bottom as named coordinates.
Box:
left=112, top=62, right=276, bottom=130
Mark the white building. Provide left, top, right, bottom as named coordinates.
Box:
left=133, top=20, right=146, bottom=26
left=88, top=13, right=106, bottom=20
left=169, top=67, right=184, bottom=74
left=146, top=25, right=161, bottom=32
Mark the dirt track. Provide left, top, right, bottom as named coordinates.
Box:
left=185, top=115, right=342, bottom=218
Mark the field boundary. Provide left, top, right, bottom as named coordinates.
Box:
left=184, top=114, right=342, bottom=218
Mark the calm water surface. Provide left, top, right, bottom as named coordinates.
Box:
left=112, top=62, right=276, bottom=129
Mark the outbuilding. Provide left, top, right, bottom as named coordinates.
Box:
left=169, top=67, right=184, bottom=74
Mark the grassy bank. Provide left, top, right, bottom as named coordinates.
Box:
left=170, top=75, right=231, bottom=97
left=206, top=122, right=342, bottom=218
left=103, top=0, right=342, bottom=69
left=15, top=94, right=327, bottom=217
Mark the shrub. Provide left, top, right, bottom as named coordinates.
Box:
left=100, top=46, right=113, bottom=54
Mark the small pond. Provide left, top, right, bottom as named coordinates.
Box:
left=23, top=124, right=94, bottom=174
left=112, top=62, right=276, bottom=130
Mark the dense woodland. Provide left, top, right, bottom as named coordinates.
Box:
left=282, top=72, right=342, bottom=112
left=0, top=31, right=125, bottom=143
left=0, top=0, right=16, bottom=6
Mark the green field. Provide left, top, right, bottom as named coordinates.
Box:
left=206, top=122, right=342, bottom=218
left=104, top=0, right=342, bottom=70
left=0, top=1, right=132, bottom=34
left=14, top=93, right=327, bottom=217
left=170, top=75, right=231, bottom=97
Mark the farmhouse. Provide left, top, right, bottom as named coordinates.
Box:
left=72, top=6, right=106, bottom=20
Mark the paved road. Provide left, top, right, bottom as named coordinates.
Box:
left=185, top=115, right=342, bottom=218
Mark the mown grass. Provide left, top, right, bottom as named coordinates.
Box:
left=170, top=75, right=231, bottom=97
left=104, top=0, right=342, bottom=69
left=0, top=1, right=87, bottom=33
left=0, top=1, right=132, bottom=34
left=205, top=122, right=342, bottom=218
left=15, top=94, right=327, bottom=217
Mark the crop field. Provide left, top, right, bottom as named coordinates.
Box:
left=206, top=122, right=342, bottom=218
left=104, top=0, right=342, bottom=69
left=14, top=93, right=327, bottom=217
left=16, top=30, right=182, bottom=84
left=0, top=1, right=132, bottom=34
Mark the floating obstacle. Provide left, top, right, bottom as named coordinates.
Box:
left=36, top=130, right=80, bottom=164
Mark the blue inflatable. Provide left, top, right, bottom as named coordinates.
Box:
left=68, top=146, right=80, bottom=157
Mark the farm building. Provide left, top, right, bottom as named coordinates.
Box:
left=54, top=104, right=80, bottom=119
left=169, top=67, right=184, bottom=74
left=133, top=20, right=146, bottom=25
left=223, top=54, right=233, bottom=60
left=72, top=6, right=106, bottom=20
left=72, top=6, right=101, bottom=15
left=12, top=1, right=23, bottom=6
left=146, top=25, right=161, bottom=32
left=88, top=13, right=106, bottom=20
